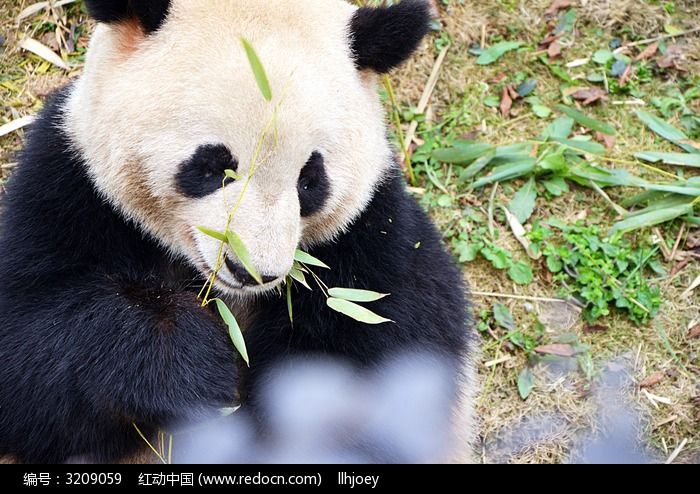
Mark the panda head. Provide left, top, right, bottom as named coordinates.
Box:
left=65, top=0, right=431, bottom=296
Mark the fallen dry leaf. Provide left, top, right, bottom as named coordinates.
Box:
left=507, top=85, right=520, bottom=101
left=19, top=37, right=69, bottom=70
left=657, top=45, right=685, bottom=70
left=534, top=344, right=577, bottom=358
left=572, top=87, right=608, bottom=105
left=595, top=131, right=616, bottom=150
left=689, top=324, right=700, bottom=339
left=500, top=87, right=513, bottom=118
left=635, top=42, right=659, bottom=62
left=639, top=372, right=665, bottom=389
left=540, top=32, right=562, bottom=48
left=548, top=41, right=562, bottom=59
left=545, top=0, right=573, bottom=17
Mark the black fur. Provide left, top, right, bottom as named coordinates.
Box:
left=0, top=90, right=473, bottom=463
left=0, top=91, right=239, bottom=463
left=350, top=0, right=432, bottom=73
left=298, top=151, right=330, bottom=217
left=175, top=144, right=237, bottom=199
left=84, top=0, right=172, bottom=34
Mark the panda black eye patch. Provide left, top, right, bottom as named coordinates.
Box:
left=298, top=152, right=330, bottom=217
left=176, top=144, right=238, bottom=199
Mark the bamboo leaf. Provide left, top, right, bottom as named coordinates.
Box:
left=294, top=250, right=330, bottom=269
left=327, top=288, right=389, bottom=303
left=557, top=105, right=616, bottom=135
left=286, top=282, right=293, bottom=324
left=326, top=298, right=392, bottom=325
left=289, top=267, right=312, bottom=290
left=225, top=169, right=242, bottom=180
left=226, top=231, right=263, bottom=285
left=241, top=37, right=272, bottom=102
left=19, top=37, right=69, bottom=70
left=214, top=299, right=249, bottom=366
left=197, top=226, right=227, bottom=243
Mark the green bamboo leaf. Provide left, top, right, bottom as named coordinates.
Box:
left=476, top=41, right=523, bottom=65
left=226, top=230, right=263, bottom=285
left=635, top=110, right=698, bottom=154
left=197, top=226, right=227, bottom=243
left=289, top=267, right=312, bottom=290
left=508, top=177, right=538, bottom=224
left=634, top=151, right=700, bottom=167
left=557, top=105, right=616, bottom=135
left=432, top=142, right=495, bottom=164
left=328, top=288, right=389, bottom=303
left=294, top=250, right=330, bottom=269
left=326, top=298, right=393, bottom=325
left=214, top=299, right=249, bottom=366
left=241, top=37, right=272, bottom=102
left=225, top=169, right=242, bottom=180
left=610, top=204, right=694, bottom=235
left=469, top=159, right=537, bottom=189
left=286, top=282, right=293, bottom=324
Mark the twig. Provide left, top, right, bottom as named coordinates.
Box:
left=403, top=46, right=449, bottom=159
left=665, top=438, right=688, bottom=465
left=487, top=183, right=498, bottom=241
left=653, top=227, right=672, bottom=260
left=484, top=355, right=513, bottom=368
left=615, top=27, right=700, bottom=52
left=670, top=223, right=685, bottom=262
left=471, top=291, right=569, bottom=303
left=588, top=180, right=627, bottom=216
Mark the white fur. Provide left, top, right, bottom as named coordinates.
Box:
left=64, top=0, right=393, bottom=294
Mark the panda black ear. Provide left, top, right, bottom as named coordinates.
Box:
left=84, top=0, right=172, bottom=35
left=350, top=0, right=433, bottom=74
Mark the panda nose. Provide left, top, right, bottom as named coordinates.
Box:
left=225, top=258, right=278, bottom=287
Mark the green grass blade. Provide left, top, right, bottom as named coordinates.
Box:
left=432, top=142, right=495, bottom=164
left=610, top=204, right=693, bottom=235
left=634, top=151, right=700, bottom=167
left=635, top=110, right=698, bottom=154
left=557, top=105, right=616, bottom=135
left=469, top=159, right=537, bottom=189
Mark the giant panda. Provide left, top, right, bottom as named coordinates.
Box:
left=0, top=0, right=477, bottom=464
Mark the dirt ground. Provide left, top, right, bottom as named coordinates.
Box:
left=1, top=0, right=698, bottom=463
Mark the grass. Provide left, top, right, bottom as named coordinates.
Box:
left=1, top=0, right=699, bottom=463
